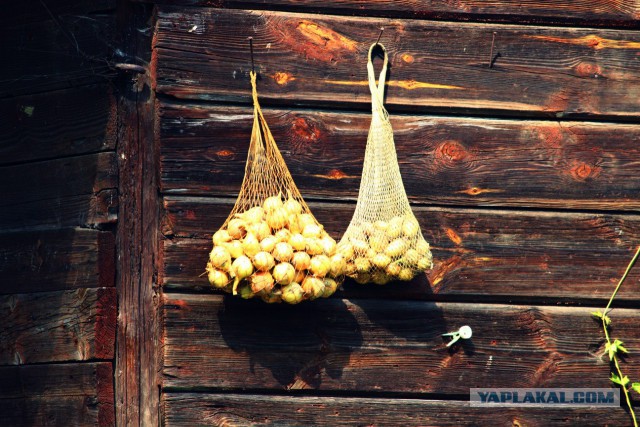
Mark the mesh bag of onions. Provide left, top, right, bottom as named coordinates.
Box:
left=205, top=71, right=345, bottom=303
left=337, top=43, right=433, bottom=285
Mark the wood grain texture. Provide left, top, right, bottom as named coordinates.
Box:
left=161, top=196, right=640, bottom=302
left=0, top=152, right=118, bottom=231
left=0, top=85, right=117, bottom=165
left=115, top=2, right=161, bottom=425
left=0, top=362, right=114, bottom=426
left=160, top=103, right=640, bottom=211
left=0, top=287, right=116, bottom=365
left=142, top=0, right=640, bottom=28
left=163, top=294, right=640, bottom=395
left=0, top=228, right=115, bottom=294
left=0, top=12, right=116, bottom=97
left=155, top=8, right=640, bottom=118
left=164, top=393, right=636, bottom=426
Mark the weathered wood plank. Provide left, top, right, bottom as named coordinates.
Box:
left=0, top=288, right=116, bottom=365
left=164, top=393, right=635, bottom=426
left=0, top=152, right=118, bottom=230
left=0, top=85, right=117, bottom=165
left=161, top=196, right=640, bottom=302
left=0, top=228, right=115, bottom=294
left=155, top=8, right=640, bottom=118
left=0, top=362, right=114, bottom=426
left=160, top=103, right=640, bottom=210
left=0, top=13, right=116, bottom=97
left=143, top=0, right=640, bottom=29
left=163, top=294, right=640, bottom=396
left=115, top=2, right=161, bottom=425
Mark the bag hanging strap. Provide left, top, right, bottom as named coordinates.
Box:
left=367, top=42, right=388, bottom=109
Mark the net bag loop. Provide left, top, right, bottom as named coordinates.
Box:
left=205, top=71, right=345, bottom=303
left=337, top=43, right=433, bottom=285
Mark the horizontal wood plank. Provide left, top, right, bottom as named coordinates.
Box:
left=144, top=0, right=640, bottom=29
left=155, top=8, right=640, bottom=118
left=0, top=288, right=116, bottom=365
left=164, top=393, right=636, bottom=426
left=163, top=294, right=640, bottom=397
left=0, top=85, right=117, bottom=165
left=0, top=362, right=114, bottom=426
left=0, top=13, right=115, bottom=97
left=0, top=228, right=115, bottom=294
left=161, top=196, right=640, bottom=302
left=160, top=103, right=640, bottom=210
left=0, top=152, right=118, bottom=230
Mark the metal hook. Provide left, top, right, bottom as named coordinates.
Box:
left=248, top=36, right=255, bottom=73
left=375, top=27, right=384, bottom=46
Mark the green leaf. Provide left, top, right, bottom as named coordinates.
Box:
left=605, top=341, right=618, bottom=360
left=592, top=310, right=603, bottom=319
left=613, top=339, right=628, bottom=354
left=611, top=374, right=630, bottom=387
left=632, top=383, right=640, bottom=394
left=602, top=314, right=611, bottom=326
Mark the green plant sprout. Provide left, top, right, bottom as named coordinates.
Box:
left=592, top=246, right=640, bottom=427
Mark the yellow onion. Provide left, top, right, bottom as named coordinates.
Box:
left=306, top=238, right=324, bottom=256
left=386, top=216, right=404, bottom=239
left=350, top=237, right=369, bottom=254
left=289, top=233, right=306, bottom=251
left=344, top=262, right=357, bottom=276
left=274, top=228, right=291, bottom=243
left=293, top=269, right=306, bottom=284
left=372, top=253, right=391, bottom=270
left=386, top=261, right=402, bottom=277
left=260, top=290, right=282, bottom=304
left=298, top=213, right=316, bottom=230
left=253, top=251, right=275, bottom=272
left=319, top=236, right=337, bottom=256
left=260, top=236, right=277, bottom=253
left=273, top=262, right=296, bottom=285
left=310, top=255, right=331, bottom=277
left=284, top=197, right=303, bottom=215
left=354, top=273, right=371, bottom=284
left=404, top=249, right=420, bottom=266
left=374, top=220, right=388, bottom=232
left=302, top=224, right=322, bottom=239
left=231, top=255, right=254, bottom=294
left=329, top=254, right=346, bottom=277
left=209, top=246, right=232, bottom=270
left=251, top=271, right=275, bottom=293
left=225, top=240, right=244, bottom=259
left=287, top=214, right=301, bottom=234
left=263, top=194, right=283, bottom=213
left=360, top=221, right=374, bottom=236
left=267, top=208, right=287, bottom=230
left=302, top=276, right=325, bottom=300
left=238, top=284, right=254, bottom=299
left=354, top=257, right=371, bottom=273
left=242, top=233, right=261, bottom=258
left=273, top=242, right=294, bottom=262
left=416, top=239, right=430, bottom=255
left=368, top=231, right=388, bottom=252
left=385, top=238, right=408, bottom=258
left=322, top=277, right=339, bottom=298
left=291, top=251, right=311, bottom=271
left=398, top=268, right=414, bottom=281
left=281, top=282, right=304, bottom=304
left=403, top=217, right=420, bottom=237
left=417, top=256, right=433, bottom=271
left=237, top=206, right=265, bottom=224
left=227, top=218, right=247, bottom=240
left=251, top=221, right=271, bottom=241
left=372, top=271, right=391, bottom=285
left=207, top=268, right=230, bottom=289
left=366, top=248, right=377, bottom=260
left=212, top=229, right=232, bottom=246
left=337, top=242, right=354, bottom=260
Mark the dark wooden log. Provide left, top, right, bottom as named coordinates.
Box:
left=161, top=196, right=640, bottom=302
left=155, top=8, right=640, bottom=119
left=0, top=287, right=116, bottom=365
left=0, top=12, right=116, bottom=97
left=0, top=152, right=118, bottom=230
left=0, top=85, right=117, bottom=165
left=0, top=228, right=115, bottom=294
left=163, top=393, right=635, bottom=426
left=0, top=362, right=114, bottom=427
left=160, top=103, right=640, bottom=211
left=141, top=0, right=640, bottom=29
left=115, top=2, right=161, bottom=425
left=163, top=294, right=640, bottom=396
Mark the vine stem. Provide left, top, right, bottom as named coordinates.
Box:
left=600, top=245, right=640, bottom=427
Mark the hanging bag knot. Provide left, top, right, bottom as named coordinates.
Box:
left=337, top=43, right=433, bottom=285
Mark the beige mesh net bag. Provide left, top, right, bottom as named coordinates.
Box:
left=337, top=43, right=433, bottom=285
left=205, top=71, right=345, bottom=303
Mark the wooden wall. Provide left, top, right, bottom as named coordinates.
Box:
left=0, top=2, right=117, bottom=425
left=150, top=1, right=640, bottom=426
